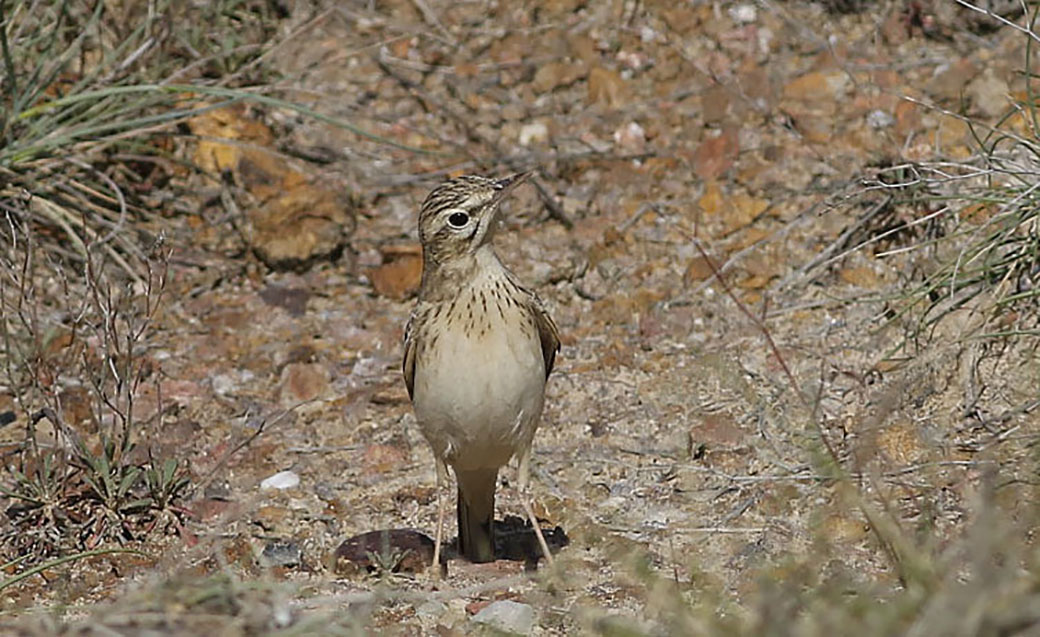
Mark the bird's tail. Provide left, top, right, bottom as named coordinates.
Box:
left=455, top=467, right=498, bottom=563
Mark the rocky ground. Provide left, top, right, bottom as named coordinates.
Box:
left=3, top=1, right=1040, bottom=634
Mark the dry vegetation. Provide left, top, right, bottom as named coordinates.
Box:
left=2, top=0, right=1040, bottom=635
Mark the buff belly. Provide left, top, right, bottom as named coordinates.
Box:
left=412, top=297, right=546, bottom=472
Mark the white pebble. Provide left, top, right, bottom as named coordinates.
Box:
left=260, top=470, right=300, bottom=490
left=866, top=109, right=895, bottom=129
left=729, top=4, right=757, bottom=23
left=518, top=121, right=548, bottom=146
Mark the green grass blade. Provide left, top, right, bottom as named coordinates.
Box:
left=0, top=548, right=145, bottom=593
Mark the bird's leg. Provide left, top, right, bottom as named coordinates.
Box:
left=431, top=458, right=449, bottom=575
left=517, top=449, right=554, bottom=566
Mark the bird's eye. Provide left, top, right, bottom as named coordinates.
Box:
left=447, top=212, right=470, bottom=228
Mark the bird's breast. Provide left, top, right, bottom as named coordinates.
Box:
left=412, top=278, right=547, bottom=470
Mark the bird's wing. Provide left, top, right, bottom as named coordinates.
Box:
left=531, top=299, right=560, bottom=379
left=402, top=309, right=421, bottom=401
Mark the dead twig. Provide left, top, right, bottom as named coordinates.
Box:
left=408, top=0, right=458, bottom=47
left=191, top=398, right=320, bottom=497
left=530, top=174, right=574, bottom=230
left=787, top=195, right=892, bottom=285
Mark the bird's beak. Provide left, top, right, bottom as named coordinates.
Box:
left=471, top=172, right=531, bottom=252
left=490, top=171, right=532, bottom=208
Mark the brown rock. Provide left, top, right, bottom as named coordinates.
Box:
left=532, top=61, right=585, bottom=93
left=692, top=413, right=744, bottom=445
left=362, top=444, right=410, bottom=475
left=839, top=265, right=879, bottom=288
left=567, top=34, right=598, bottom=65
left=488, top=33, right=529, bottom=65
left=370, top=243, right=423, bottom=300
left=189, top=103, right=274, bottom=174
left=782, top=70, right=850, bottom=104
left=927, top=58, right=977, bottom=102
left=259, top=284, right=310, bottom=316
left=541, top=0, right=585, bottom=15
left=188, top=104, right=354, bottom=270
left=931, top=114, right=972, bottom=158
left=693, top=127, right=740, bottom=181
left=587, top=66, right=629, bottom=107
left=701, top=85, right=731, bottom=124
left=684, top=256, right=716, bottom=284
left=333, top=529, right=441, bottom=576
left=702, top=189, right=768, bottom=237
left=741, top=66, right=775, bottom=107
left=242, top=156, right=354, bottom=270
left=279, top=363, right=330, bottom=405
left=894, top=100, right=922, bottom=137
left=697, top=180, right=724, bottom=217
left=612, top=122, right=646, bottom=154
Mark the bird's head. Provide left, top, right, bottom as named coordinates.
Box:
left=417, top=172, right=531, bottom=266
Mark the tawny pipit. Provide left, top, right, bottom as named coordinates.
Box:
left=403, top=172, right=560, bottom=566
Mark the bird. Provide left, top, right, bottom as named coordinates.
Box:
left=402, top=172, right=560, bottom=567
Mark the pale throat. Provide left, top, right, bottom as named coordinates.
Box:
left=421, top=244, right=508, bottom=301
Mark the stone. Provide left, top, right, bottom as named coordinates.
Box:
left=783, top=70, right=849, bottom=104
left=471, top=600, right=535, bottom=635
left=187, top=104, right=355, bottom=271
left=531, top=61, right=584, bottom=93
left=279, top=363, right=330, bottom=405
left=967, top=69, right=1009, bottom=118
left=333, top=529, right=440, bottom=576
left=370, top=244, right=423, bottom=300
left=519, top=121, right=549, bottom=146
left=415, top=600, right=447, bottom=621
left=612, top=122, right=646, bottom=154
left=866, top=109, right=895, bottom=129
left=260, top=470, right=300, bottom=490
left=261, top=540, right=302, bottom=568
left=587, top=66, right=628, bottom=107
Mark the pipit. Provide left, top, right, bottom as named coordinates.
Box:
left=402, top=172, right=560, bottom=566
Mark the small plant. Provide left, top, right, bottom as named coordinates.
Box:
left=0, top=215, right=184, bottom=558
left=141, top=455, right=192, bottom=536
left=0, top=450, right=81, bottom=558
left=366, top=533, right=414, bottom=578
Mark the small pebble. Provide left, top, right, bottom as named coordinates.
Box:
left=866, top=109, right=895, bottom=129
left=519, top=122, right=548, bottom=146
left=260, top=470, right=300, bottom=490
left=729, top=4, right=757, bottom=23
left=261, top=540, right=302, bottom=568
